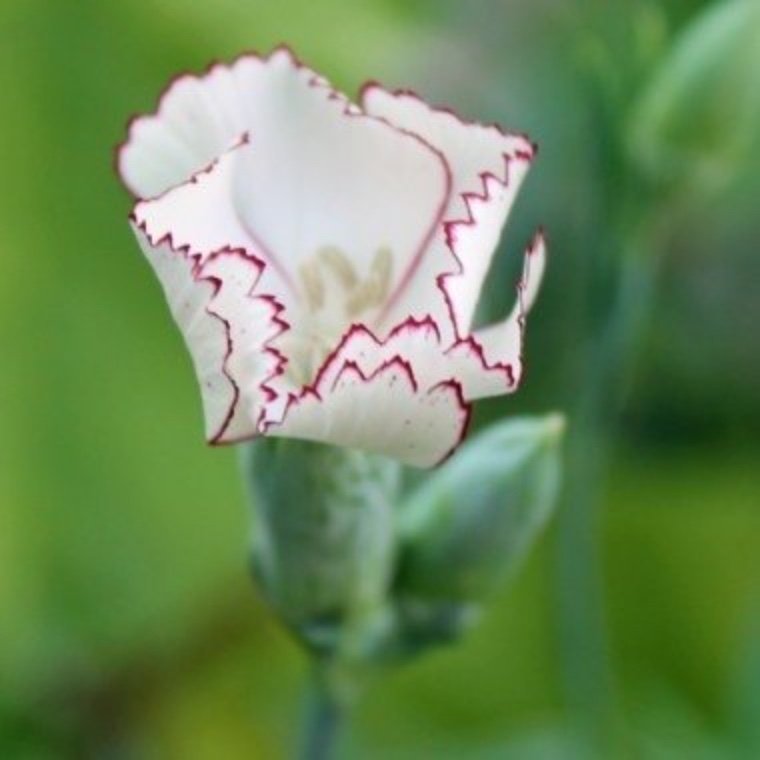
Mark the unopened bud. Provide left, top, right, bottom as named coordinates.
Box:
left=393, top=415, right=564, bottom=644
left=629, top=0, right=760, bottom=191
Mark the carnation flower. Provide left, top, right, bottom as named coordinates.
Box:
left=117, top=47, right=544, bottom=467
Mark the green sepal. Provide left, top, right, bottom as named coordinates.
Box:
left=241, top=438, right=400, bottom=659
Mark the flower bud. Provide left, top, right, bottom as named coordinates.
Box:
left=628, top=0, right=760, bottom=191
left=393, top=415, right=564, bottom=645
left=241, top=439, right=400, bottom=657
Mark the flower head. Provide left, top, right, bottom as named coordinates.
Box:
left=117, top=47, right=545, bottom=467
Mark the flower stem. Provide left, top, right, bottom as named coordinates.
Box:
left=300, top=665, right=345, bottom=760
left=555, top=214, right=662, bottom=749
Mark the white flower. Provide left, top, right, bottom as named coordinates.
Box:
left=117, top=47, right=545, bottom=467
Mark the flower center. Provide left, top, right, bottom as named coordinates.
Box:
left=299, top=245, right=392, bottom=316
left=282, top=246, right=393, bottom=386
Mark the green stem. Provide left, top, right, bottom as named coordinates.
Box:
left=555, top=216, right=662, bottom=749
left=300, top=666, right=345, bottom=760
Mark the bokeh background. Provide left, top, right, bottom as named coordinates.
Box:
left=1, top=0, right=758, bottom=757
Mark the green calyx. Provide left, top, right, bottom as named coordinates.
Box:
left=241, top=414, right=564, bottom=675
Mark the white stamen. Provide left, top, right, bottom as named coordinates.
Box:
left=286, top=245, right=394, bottom=384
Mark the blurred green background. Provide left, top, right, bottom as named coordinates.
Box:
left=1, top=0, right=758, bottom=757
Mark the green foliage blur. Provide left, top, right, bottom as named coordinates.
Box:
left=0, top=0, right=758, bottom=757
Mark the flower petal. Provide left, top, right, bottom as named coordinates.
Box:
left=258, top=315, right=514, bottom=466
left=118, top=47, right=342, bottom=199
left=266, top=357, right=470, bottom=468
left=118, top=48, right=327, bottom=199
left=118, top=61, right=252, bottom=199
left=464, top=231, right=546, bottom=397
left=131, top=230, right=287, bottom=444
left=361, top=85, right=535, bottom=337
left=229, top=55, right=451, bottom=325
left=130, top=140, right=297, bottom=307
left=296, top=318, right=511, bottom=400
left=200, top=249, right=288, bottom=441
